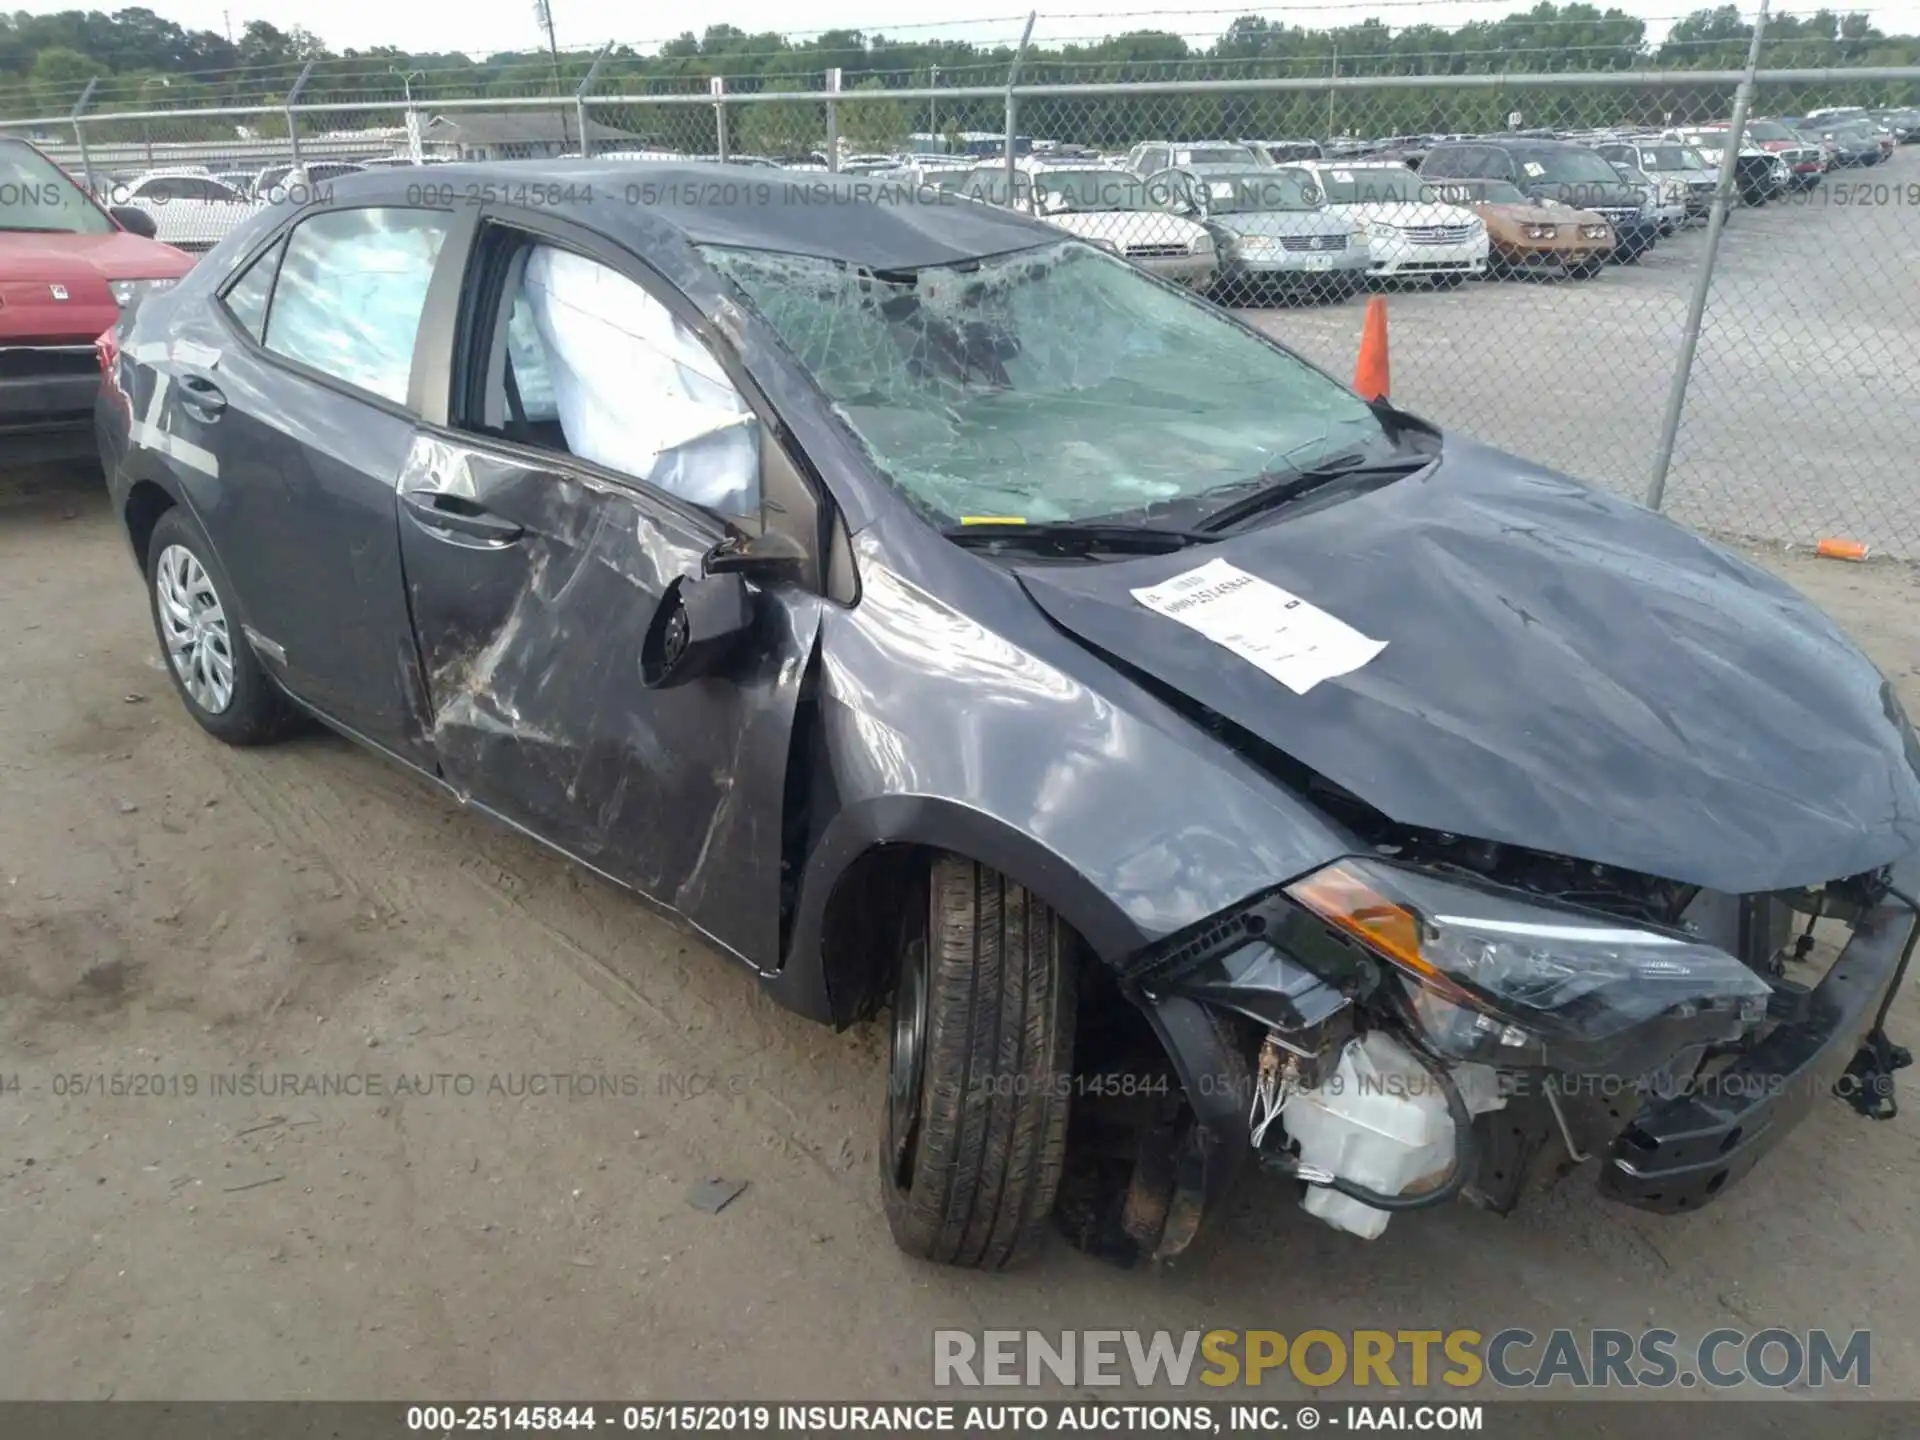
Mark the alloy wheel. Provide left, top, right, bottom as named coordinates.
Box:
left=154, top=543, right=235, bottom=714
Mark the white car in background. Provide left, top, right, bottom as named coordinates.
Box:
left=110, top=169, right=258, bottom=252
left=1283, top=160, right=1488, bottom=284
left=898, top=157, right=981, bottom=192
left=1124, top=141, right=1262, bottom=176
left=960, top=160, right=1218, bottom=288
left=249, top=159, right=368, bottom=202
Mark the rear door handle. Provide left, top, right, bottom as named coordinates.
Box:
left=177, top=373, right=226, bottom=416
left=401, top=490, right=525, bottom=545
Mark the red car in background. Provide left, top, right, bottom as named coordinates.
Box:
left=2, top=136, right=193, bottom=463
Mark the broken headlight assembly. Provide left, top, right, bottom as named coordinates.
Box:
left=1285, top=859, right=1774, bottom=1077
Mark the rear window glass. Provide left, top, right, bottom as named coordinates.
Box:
left=262, top=207, right=449, bottom=405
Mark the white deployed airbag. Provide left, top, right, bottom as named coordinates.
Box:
left=519, top=246, right=759, bottom=514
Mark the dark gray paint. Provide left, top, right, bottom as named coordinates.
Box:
left=100, top=160, right=1920, bottom=1044
left=395, top=433, right=818, bottom=965
left=1017, top=434, right=1920, bottom=895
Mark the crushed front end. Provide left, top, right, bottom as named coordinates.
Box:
left=1111, top=831, right=1920, bottom=1255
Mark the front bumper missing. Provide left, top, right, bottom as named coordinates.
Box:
left=1600, top=866, right=1919, bottom=1214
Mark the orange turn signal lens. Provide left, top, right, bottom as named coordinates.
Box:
left=1285, top=863, right=1472, bottom=1004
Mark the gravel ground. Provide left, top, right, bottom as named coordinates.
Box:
left=3, top=461, right=1920, bottom=1412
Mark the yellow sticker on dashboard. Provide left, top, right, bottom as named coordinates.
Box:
left=959, top=516, right=1027, bottom=525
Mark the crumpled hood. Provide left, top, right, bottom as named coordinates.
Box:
left=1014, top=436, right=1920, bottom=893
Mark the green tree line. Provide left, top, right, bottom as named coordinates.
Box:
left=3, top=4, right=1916, bottom=151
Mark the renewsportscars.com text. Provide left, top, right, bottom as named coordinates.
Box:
left=933, top=1327, right=1870, bottom=1390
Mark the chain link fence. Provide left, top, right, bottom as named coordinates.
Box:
left=5, top=35, right=1916, bottom=556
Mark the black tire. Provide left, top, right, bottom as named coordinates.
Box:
left=881, top=854, right=1076, bottom=1270
left=145, top=505, right=290, bottom=746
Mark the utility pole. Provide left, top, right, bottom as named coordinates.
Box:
left=1328, top=44, right=1338, bottom=142
left=1004, top=10, right=1035, bottom=195
left=392, top=67, right=425, bottom=163
left=533, top=0, right=569, bottom=150
left=1647, top=0, right=1772, bottom=510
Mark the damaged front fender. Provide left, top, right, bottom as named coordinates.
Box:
left=767, top=520, right=1362, bottom=1023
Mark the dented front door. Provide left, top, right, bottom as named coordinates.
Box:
left=395, top=433, right=819, bottom=969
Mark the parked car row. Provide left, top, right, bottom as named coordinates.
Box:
left=919, top=134, right=1684, bottom=304
left=883, top=108, right=1912, bottom=307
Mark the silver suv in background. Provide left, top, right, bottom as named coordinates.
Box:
left=1150, top=164, right=1371, bottom=303
left=1593, top=138, right=1718, bottom=222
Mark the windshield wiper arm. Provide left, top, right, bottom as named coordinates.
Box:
left=942, top=520, right=1214, bottom=555
left=1198, top=451, right=1430, bottom=534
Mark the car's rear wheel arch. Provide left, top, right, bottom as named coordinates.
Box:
left=124, top=480, right=176, bottom=574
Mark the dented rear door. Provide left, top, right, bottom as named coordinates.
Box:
left=395, top=432, right=817, bottom=969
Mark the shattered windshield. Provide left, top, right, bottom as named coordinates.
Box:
left=702, top=241, right=1382, bottom=524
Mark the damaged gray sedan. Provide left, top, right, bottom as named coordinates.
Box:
left=98, top=163, right=1920, bottom=1269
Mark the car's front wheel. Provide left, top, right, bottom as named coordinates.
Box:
left=146, top=506, right=290, bottom=746
left=881, top=854, right=1076, bottom=1269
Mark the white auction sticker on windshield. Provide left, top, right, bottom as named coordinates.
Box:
left=1131, top=558, right=1386, bottom=696
left=1523, top=161, right=1546, bottom=177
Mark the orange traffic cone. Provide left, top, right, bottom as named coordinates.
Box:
left=1816, top=538, right=1869, bottom=561
left=1354, top=295, right=1390, bottom=402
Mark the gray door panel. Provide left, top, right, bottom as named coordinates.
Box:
left=395, top=433, right=820, bottom=968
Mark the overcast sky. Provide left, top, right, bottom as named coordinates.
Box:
left=14, top=0, right=1920, bottom=60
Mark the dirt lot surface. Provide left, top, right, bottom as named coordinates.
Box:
left=5, top=462, right=1920, bottom=1409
